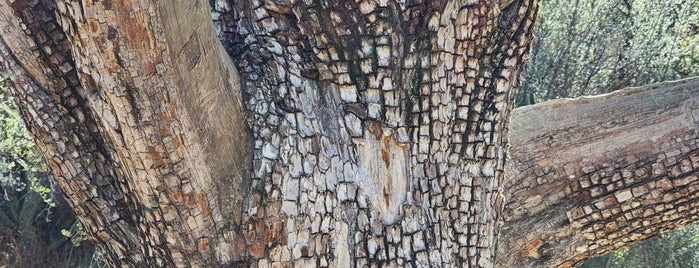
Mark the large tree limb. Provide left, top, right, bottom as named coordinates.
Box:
left=0, top=1, right=249, bottom=266
left=498, top=77, right=699, bottom=267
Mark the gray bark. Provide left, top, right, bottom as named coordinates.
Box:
left=499, top=77, right=699, bottom=267
left=3, top=1, right=699, bottom=267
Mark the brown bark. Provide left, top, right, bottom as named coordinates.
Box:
left=0, top=0, right=249, bottom=266
left=3, top=0, right=699, bottom=267
left=498, top=77, right=699, bottom=267
left=2, top=0, right=539, bottom=267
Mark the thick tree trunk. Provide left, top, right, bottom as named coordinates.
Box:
left=498, top=77, right=699, bottom=267
left=3, top=0, right=699, bottom=267
left=212, top=0, right=537, bottom=267
left=0, top=0, right=249, bottom=266
left=1, top=0, right=538, bottom=267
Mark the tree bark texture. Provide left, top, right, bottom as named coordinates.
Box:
left=0, top=0, right=249, bottom=266
left=3, top=0, right=699, bottom=267
left=1, top=0, right=539, bottom=267
left=499, top=77, right=699, bottom=267
left=213, top=0, right=537, bottom=267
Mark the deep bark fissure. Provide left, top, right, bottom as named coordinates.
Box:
left=0, top=0, right=542, bottom=266
left=3, top=0, right=252, bottom=266
left=0, top=1, right=144, bottom=265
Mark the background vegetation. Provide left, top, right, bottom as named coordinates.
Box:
left=517, top=0, right=699, bottom=106
left=0, top=80, right=101, bottom=267
left=0, top=0, right=697, bottom=266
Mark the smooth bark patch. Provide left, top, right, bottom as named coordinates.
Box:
left=356, top=122, right=409, bottom=224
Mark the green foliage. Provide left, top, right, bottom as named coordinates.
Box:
left=517, top=0, right=699, bottom=106
left=61, top=221, right=90, bottom=247
left=580, top=224, right=699, bottom=268
left=614, top=225, right=699, bottom=267
left=0, top=80, right=100, bottom=267
left=0, top=79, right=50, bottom=205
left=0, top=79, right=104, bottom=267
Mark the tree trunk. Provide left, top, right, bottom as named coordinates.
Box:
left=1, top=0, right=538, bottom=267
left=0, top=0, right=250, bottom=266
left=498, top=77, right=699, bottom=267
left=7, top=0, right=699, bottom=267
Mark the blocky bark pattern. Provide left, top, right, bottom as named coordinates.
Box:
left=213, top=0, right=537, bottom=266
left=5, top=1, right=699, bottom=267
left=498, top=78, right=699, bottom=267
left=2, top=0, right=538, bottom=267
left=1, top=0, right=250, bottom=266
left=0, top=1, right=144, bottom=265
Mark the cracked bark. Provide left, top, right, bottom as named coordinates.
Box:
left=499, top=77, right=699, bottom=267
left=0, top=0, right=249, bottom=266
left=2, top=0, right=537, bottom=266
left=213, top=0, right=536, bottom=266
left=2, top=0, right=698, bottom=267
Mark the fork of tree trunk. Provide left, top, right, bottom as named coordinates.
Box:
left=0, top=0, right=697, bottom=267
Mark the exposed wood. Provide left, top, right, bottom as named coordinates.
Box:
left=499, top=77, right=699, bottom=267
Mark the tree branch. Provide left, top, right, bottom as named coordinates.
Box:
left=498, top=77, right=699, bottom=267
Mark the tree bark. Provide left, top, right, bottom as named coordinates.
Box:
left=0, top=0, right=249, bottom=266
left=3, top=0, right=699, bottom=267
left=1, top=0, right=539, bottom=267
left=498, top=77, right=699, bottom=267
left=214, top=0, right=537, bottom=267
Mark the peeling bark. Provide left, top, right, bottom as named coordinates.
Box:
left=499, top=77, right=699, bottom=267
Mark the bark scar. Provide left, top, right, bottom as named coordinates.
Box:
left=383, top=187, right=390, bottom=206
